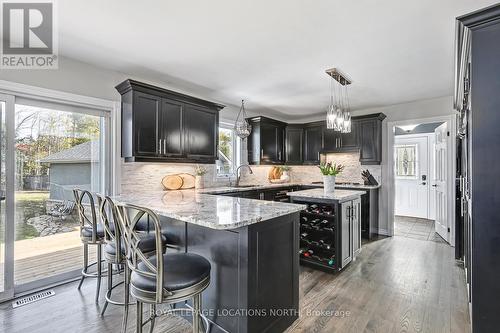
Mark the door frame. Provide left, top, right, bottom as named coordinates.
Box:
left=387, top=114, right=456, bottom=246
left=0, top=93, right=15, bottom=301
left=0, top=80, right=117, bottom=300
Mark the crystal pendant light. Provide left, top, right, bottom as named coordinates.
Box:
left=341, top=83, right=352, bottom=133
left=325, top=68, right=352, bottom=133
left=326, top=74, right=337, bottom=129
left=234, top=99, right=252, bottom=138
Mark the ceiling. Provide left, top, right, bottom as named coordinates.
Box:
left=58, top=0, right=498, bottom=121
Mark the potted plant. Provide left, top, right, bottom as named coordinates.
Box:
left=279, top=165, right=292, bottom=182
left=194, top=165, right=207, bottom=189
left=318, top=162, right=344, bottom=194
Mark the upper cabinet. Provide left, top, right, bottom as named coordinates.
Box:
left=322, top=121, right=359, bottom=152
left=303, top=122, right=323, bottom=164
left=356, top=113, right=386, bottom=165
left=116, top=79, right=223, bottom=163
left=247, top=116, right=286, bottom=165
left=285, top=126, right=303, bottom=164
left=245, top=112, right=385, bottom=166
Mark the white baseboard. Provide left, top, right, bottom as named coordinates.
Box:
left=377, top=228, right=390, bottom=236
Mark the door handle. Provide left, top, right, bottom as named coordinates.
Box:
left=159, top=140, right=162, bottom=155
left=163, top=139, right=167, bottom=155
left=432, top=184, right=437, bottom=187
left=261, top=149, right=264, bottom=159
left=421, top=182, right=427, bottom=185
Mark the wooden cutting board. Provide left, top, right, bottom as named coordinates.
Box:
left=178, top=173, right=196, bottom=189
left=162, top=175, right=184, bottom=190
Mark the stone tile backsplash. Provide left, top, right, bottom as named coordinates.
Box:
left=120, top=152, right=382, bottom=193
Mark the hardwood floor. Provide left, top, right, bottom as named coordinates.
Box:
left=0, top=235, right=469, bottom=333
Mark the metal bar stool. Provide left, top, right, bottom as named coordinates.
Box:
left=98, top=195, right=170, bottom=331
left=97, top=194, right=130, bottom=316
left=73, top=188, right=107, bottom=303
left=116, top=203, right=211, bottom=333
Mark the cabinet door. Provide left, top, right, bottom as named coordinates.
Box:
left=183, top=105, right=218, bottom=161
left=260, top=123, right=284, bottom=164
left=322, top=127, right=341, bottom=151
left=358, top=119, right=382, bottom=164
left=133, top=91, right=161, bottom=156
left=160, top=99, right=184, bottom=157
left=340, top=120, right=359, bottom=149
left=340, top=202, right=353, bottom=269
left=303, top=125, right=322, bottom=164
left=352, top=198, right=362, bottom=257
left=285, top=127, right=303, bottom=164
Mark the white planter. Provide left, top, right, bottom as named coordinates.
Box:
left=323, top=175, right=336, bottom=194
left=195, top=175, right=204, bottom=189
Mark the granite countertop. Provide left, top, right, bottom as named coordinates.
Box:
left=286, top=188, right=366, bottom=202
left=199, top=182, right=379, bottom=195
left=113, top=191, right=306, bottom=230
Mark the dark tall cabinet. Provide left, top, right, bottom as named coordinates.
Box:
left=456, top=5, right=500, bottom=332
left=303, top=123, right=323, bottom=164
left=247, top=116, right=286, bottom=164
left=356, top=113, right=386, bottom=165
left=285, top=126, right=303, bottom=164
left=116, top=80, right=223, bottom=163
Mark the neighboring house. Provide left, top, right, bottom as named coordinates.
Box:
left=39, top=141, right=101, bottom=201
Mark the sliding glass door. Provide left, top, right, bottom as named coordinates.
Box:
left=0, top=93, right=110, bottom=299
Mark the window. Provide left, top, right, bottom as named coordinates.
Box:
left=216, top=125, right=239, bottom=177
left=395, top=144, right=417, bottom=178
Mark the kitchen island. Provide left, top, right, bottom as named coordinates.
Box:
left=287, top=189, right=365, bottom=272
left=114, top=190, right=306, bottom=333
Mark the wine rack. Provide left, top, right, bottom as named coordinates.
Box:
left=298, top=203, right=338, bottom=272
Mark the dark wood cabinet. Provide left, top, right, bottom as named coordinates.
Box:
left=245, top=113, right=384, bottom=165
left=247, top=117, right=286, bottom=165
left=457, top=6, right=500, bottom=332
left=132, top=92, right=161, bottom=157
left=285, top=126, right=303, bottom=164
left=183, top=105, right=218, bottom=161
left=357, top=113, right=386, bottom=165
left=303, top=123, right=323, bottom=164
left=161, top=99, right=183, bottom=158
left=322, top=126, right=340, bottom=152
left=322, top=121, right=359, bottom=152
left=116, top=79, right=223, bottom=163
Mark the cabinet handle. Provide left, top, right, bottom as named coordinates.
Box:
left=317, top=152, right=320, bottom=160
left=159, top=140, right=162, bottom=155
left=163, top=139, right=167, bottom=154
left=261, top=149, right=264, bottom=159
left=278, top=151, right=281, bottom=160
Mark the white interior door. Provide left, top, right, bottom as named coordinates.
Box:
left=428, top=135, right=436, bottom=220
left=395, top=135, right=429, bottom=219
left=434, top=123, right=449, bottom=242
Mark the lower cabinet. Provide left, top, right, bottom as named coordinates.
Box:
left=340, top=198, right=361, bottom=269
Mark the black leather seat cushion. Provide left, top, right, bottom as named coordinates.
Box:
left=104, top=233, right=167, bottom=256
left=81, top=223, right=114, bottom=238
left=130, top=253, right=211, bottom=291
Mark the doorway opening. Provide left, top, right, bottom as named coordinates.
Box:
left=388, top=116, right=456, bottom=246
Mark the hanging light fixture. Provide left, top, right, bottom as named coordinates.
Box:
left=326, top=74, right=337, bottom=129
left=325, top=68, right=352, bottom=133
left=234, top=99, right=252, bottom=138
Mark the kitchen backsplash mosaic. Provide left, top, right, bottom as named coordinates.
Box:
left=120, top=152, right=381, bottom=193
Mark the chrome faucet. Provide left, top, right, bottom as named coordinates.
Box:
left=234, top=164, right=253, bottom=187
